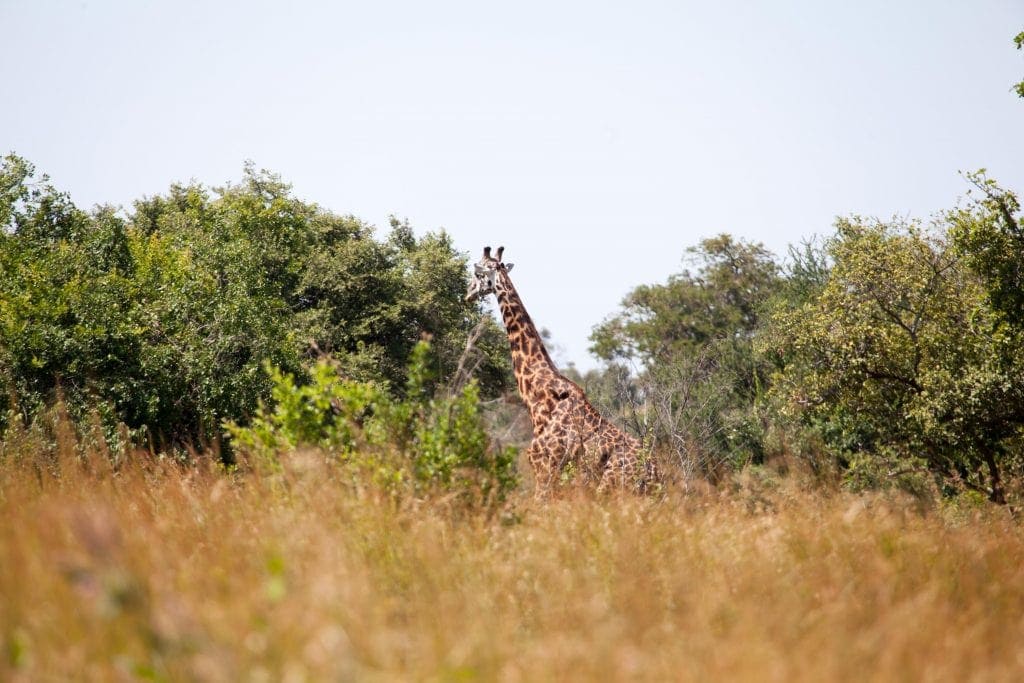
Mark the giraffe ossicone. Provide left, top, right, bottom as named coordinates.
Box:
left=467, top=245, right=658, bottom=495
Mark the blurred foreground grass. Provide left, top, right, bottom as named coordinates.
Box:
left=1, top=445, right=1023, bottom=682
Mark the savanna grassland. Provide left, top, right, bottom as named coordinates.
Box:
left=2, top=438, right=1023, bottom=682
left=3, top=140, right=1024, bottom=682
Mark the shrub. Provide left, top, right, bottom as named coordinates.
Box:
left=0, top=154, right=513, bottom=450
left=227, top=340, right=518, bottom=504
left=761, top=212, right=1024, bottom=504
left=585, top=235, right=781, bottom=479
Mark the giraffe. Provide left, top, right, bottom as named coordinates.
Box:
left=465, top=246, right=657, bottom=495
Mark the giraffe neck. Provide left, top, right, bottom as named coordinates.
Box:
left=493, top=269, right=560, bottom=404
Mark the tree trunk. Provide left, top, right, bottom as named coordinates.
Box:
left=985, top=451, right=1006, bottom=505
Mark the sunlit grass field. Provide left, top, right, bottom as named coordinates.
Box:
left=2, top=442, right=1023, bottom=682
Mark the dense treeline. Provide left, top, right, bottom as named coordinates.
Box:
left=0, top=154, right=511, bottom=451
left=584, top=173, right=1024, bottom=504
left=2, top=152, right=1023, bottom=505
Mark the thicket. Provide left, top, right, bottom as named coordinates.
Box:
left=227, top=340, right=518, bottom=504
left=0, top=154, right=511, bottom=455
left=586, top=174, right=1024, bottom=505
left=587, top=234, right=781, bottom=479
left=3, top=150, right=1023, bottom=506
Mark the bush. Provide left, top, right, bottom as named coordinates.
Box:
left=585, top=235, right=780, bottom=480
left=761, top=210, right=1024, bottom=504
left=0, top=154, right=513, bottom=450
left=227, top=340, right=518, bottom=505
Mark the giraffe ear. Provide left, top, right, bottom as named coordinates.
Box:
left=504, top=263, right=514, bottom=273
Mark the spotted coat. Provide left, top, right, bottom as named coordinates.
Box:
left=467, top=246, right=658, bottom=495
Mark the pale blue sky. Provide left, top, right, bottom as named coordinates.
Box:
left=3, top=0, right=1022, bottom=370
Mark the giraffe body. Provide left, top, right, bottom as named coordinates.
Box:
left=466, top=246, right=657, bottom=495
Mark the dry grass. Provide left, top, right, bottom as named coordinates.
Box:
left=1, top=443, right=1023, bottom=682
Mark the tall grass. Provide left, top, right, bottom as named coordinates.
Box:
left=1, top=428, right=1023, bottom=681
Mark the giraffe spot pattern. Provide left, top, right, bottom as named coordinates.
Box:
left=471, top=256, right=658, bottom=496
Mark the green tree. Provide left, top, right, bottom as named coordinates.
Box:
left=763, top=210, right=1024, bottom=503
left=0, top=155, right=142, bottom=434
left=292, top=213, right=511, bottom=396
left=589, top=235, right=781, bottom=476
left=950, top=172, right=1024, bottom=323
left=125, top=166, right=511, bottom=442
left=0, top=155, right=512, bottom=450
left=590, top=234, right=779, bottom=365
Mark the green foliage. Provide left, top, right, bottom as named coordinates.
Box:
left=1014, top=30, right=1024, bottom=98
left=294, top=214, right=512, bottom=394
left=778, top=237, right=831, bottom=308
left=949, top=172, right=1024, bottom=323
left=584, top=192, right=1022, bottom=504
left=0, top=154, right=512, bottom=450
left=762, top=211, right=1024, bottom=503
left=590, top=234, right=779, bottom=364
left=227, top=340, right=518, bottom=503
left=0, top=157, right=144, bottom=437
left=5, top=150, right=1021, bottom=505
left=588, top=235, right=780, bottom=477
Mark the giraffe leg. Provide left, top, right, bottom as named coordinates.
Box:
left=596, top=440, right=649, bottom=493
left=597, top=459, right=628, bottom=493
left=526, top=440, right=558, bottom=499
left=601, top=451, right=660, bottom=494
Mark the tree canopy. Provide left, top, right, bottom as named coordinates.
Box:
left=3, top=151, right=1023, bottom=505
left=583, top=183, right=1024, bottom=502
left=762, top=204, right=1024, bottom=503
left=0, top=155, right=511, bottom=450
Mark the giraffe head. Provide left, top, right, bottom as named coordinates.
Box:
left=465, top=246, right=514, bottom=302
